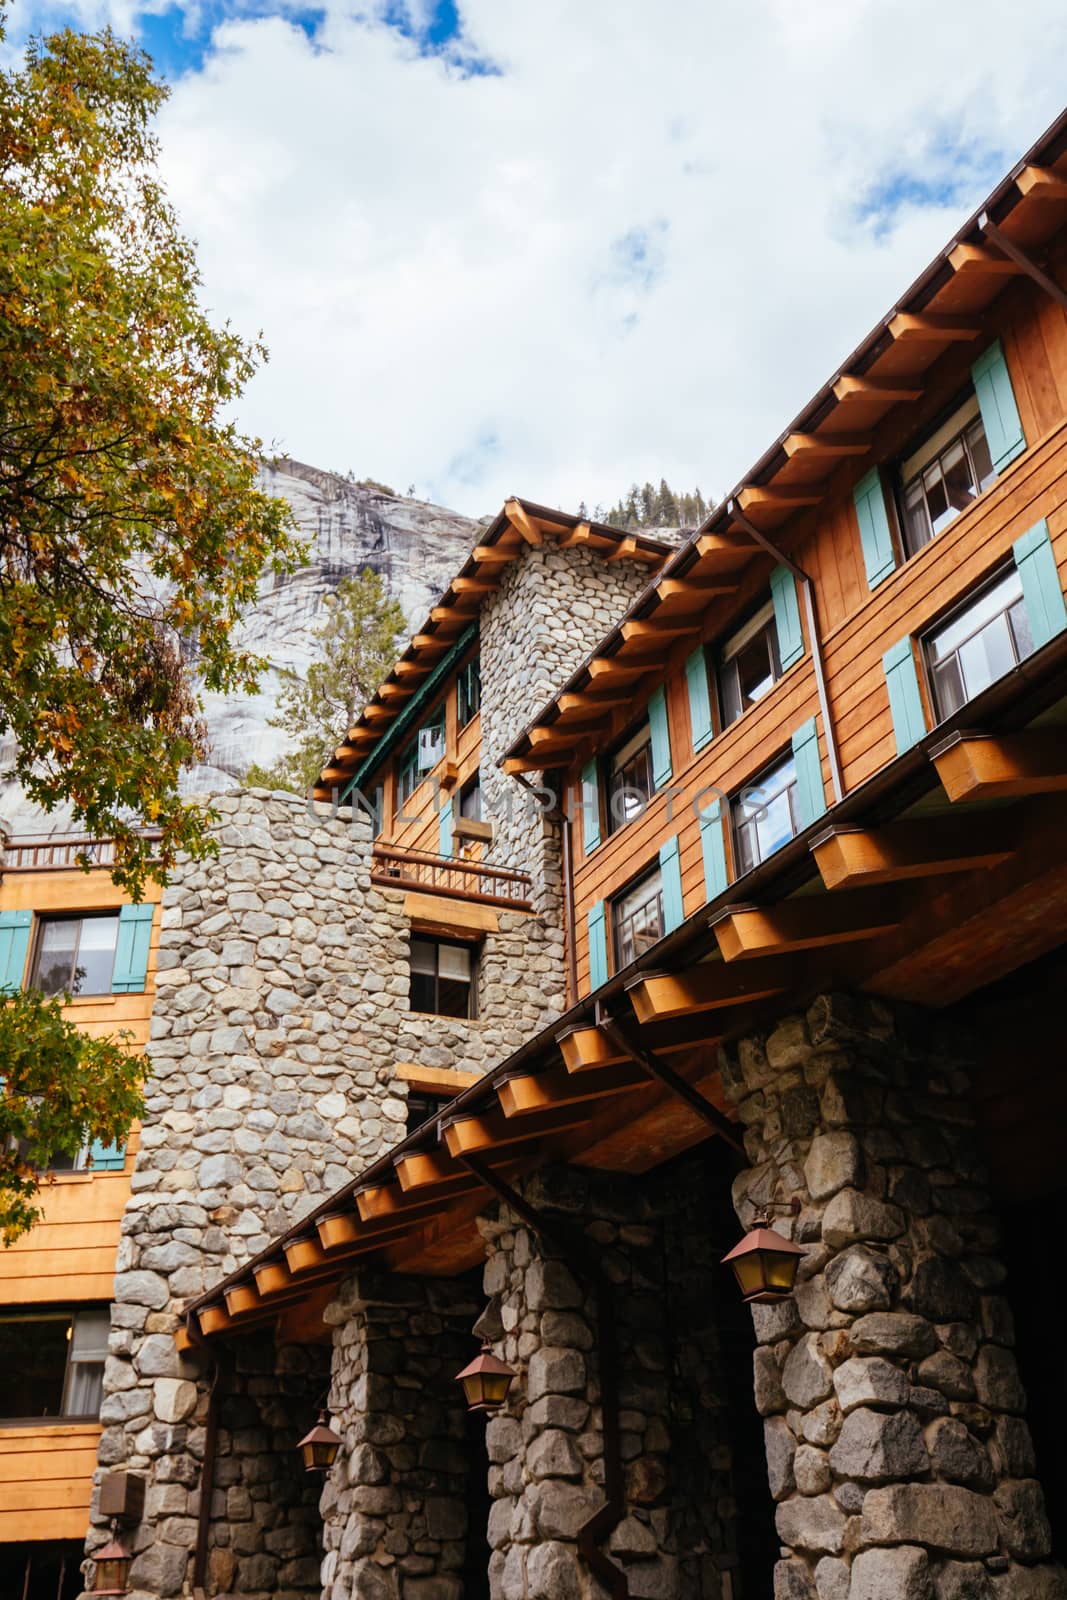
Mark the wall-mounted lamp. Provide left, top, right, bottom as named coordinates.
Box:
left=455, top=1344, right=517, bottom=1412
left=722, top=1198, right=804, bottom=1304
left=296, top=1412, right=343, bottom=1472
left=91, top=1528, right=133, bottom=1596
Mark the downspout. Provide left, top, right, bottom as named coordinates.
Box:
left=185, top=1315, right=227, bottom=1599
left=727, top=500, right=844, bottom=805
left=456, top=1153, right=629, bottom=1600
left=510, top=769, right=579, bottom=1007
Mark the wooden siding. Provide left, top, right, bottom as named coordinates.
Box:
left=0, top=1168, right=133, bottom=1304
left=389, top=708, right=482, bottom=857
left=567, top=261, right=1067, bottom=997
left=0, top=1423, right=100, bottom=1542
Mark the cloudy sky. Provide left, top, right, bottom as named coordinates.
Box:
left=10, top=1, right=1067, bottom=516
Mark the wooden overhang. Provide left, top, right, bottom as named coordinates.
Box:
left=311, top=500, right=673, bottom=802
left=181, top=634, right=1067, bottom=1349
left=503, top=110, right=1067, bottom=774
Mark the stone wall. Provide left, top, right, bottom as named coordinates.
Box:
left=722, top=993, right=1067, bottom=1600
left=473, top=1162, right=755, bottom=1600
left=319, top=1271, right=483, bottom=1600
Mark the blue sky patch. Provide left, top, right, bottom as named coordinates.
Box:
left=131, top=4, right=325, bottom=79
left=853, top=125, right=1010, bottom=239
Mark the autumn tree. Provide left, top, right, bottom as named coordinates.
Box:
left=0, top=23, right=301, bottom=1239
left=246, top=569, right=406, bottom=795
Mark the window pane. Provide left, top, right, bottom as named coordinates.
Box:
left=940, top=439, right=976, bottom=517
left=72, top=916, right=119, bottom=995
left=70, top=1308, right=110, bottom=1362
left=923, top=462, right=952, bottom=535
left=903, top=482, right=931, bottom=555
left=1008, top=598, right=1034, bottom=662
left=734, top=757, right=798, bottom=870
left=62, top=1359, right=104, bottom=1418
left=930, top=572, right=1023, bottom=658
left=410, top=939, right=437, bottom=975
left=966, top=418, right=995, bottom=490
left=410, top=972, right=437, bottom=1014
left=438, top=944, right=471, bottom=982
left=733, top=629, right=776, bottom=710
left=721, top=664, right=742, bottom=726
left=436, top=977, right=472, bottom=1018
left=34, top=921, right=77, bottom=996
left=958, top=617, right=1014, bottom=700
left=0, top=1316, right=71, bottom=1418
left=931, top=655, right=967, bottom=719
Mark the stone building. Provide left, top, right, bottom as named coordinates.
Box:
left=5, top=113, right=1067, bottom=1600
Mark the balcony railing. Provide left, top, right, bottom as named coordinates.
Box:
left=1, top=831, right=161, bottom=873
left=371, top=842, right=533, bottom=911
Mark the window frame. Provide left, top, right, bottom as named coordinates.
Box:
left=922, top=564, right=1034, bottom=723
left=718, top=600, right=783, bottom=728
left=457, top=655, right=481, bottom=728
left=29, top=912, right=121, bottom=999
left=396, top=708, right=447, bottom=812
left=604, top=719, right=654, bottom=835
left=896, top=388, right=995, bottom=560
left=731, top=749, right=802, bottom=876
left=610, top=864, right=665, bottom=970
left=0, top=1306, right=109, bottom=1423
left=408, top=935, right=478, bottom=1019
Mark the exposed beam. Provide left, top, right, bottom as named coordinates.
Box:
left=811, top=816, right=1015, bottom=890
left=606, top=535, right=638, bottom=563
left=284, top=1236, right=329, bottom=1275
left=1016, top=165, right=1067, bottom=202
left=410, top=633, right=451, bottom=651
left=317, top=1212, right=363, bottom=1250
left=496, top=1062, right=647, bottom=1118
left=558, top=522, right=592, bottom=549
left=395, top=1062, right=482, bottom=1095
left=471, top=544, right=519, bottom=564
left=655, top=578, right=738, bottom=603
left=197, top=1305, right=231, bottom=1337
left=947, top=241, right=1023, bottom=278
left=452, top=577, right=495, bottom=595
left=224, top=1284, right=265, bottom=1318
left=782, top=433, right=872, bottom=460
left=978, top=215, right=1067, bottom=313
left=737, top=484, right=822, bottom=509
left=254, top=1261, right=294, bottom=1297
left=394, top=1149, right=468, bottom=1193
left=354, top=1175, right=483, bottom=1222
left=378, top=683, right=415, bottom=701
left=887, top=312, right=982, bottom=342
left=442, top=1101, right=594, bottom=1157
left=930, top=730, right=1067, bottom=801
left=626, top=958, right=794, bottom=1024
left=586, top=656, right=660, bottom=682
left=620, top=618, right=694, bottom=642
left=557, top=1025, right=630, bottom=1074
left=505, top=499, right=544, bottom=546
left=711, top=890, right=903, bottom=961
left=832, top=374, right=923, bottom=403
left=395, top=659, right=433, bottom=677
left=430, top=606, right=468, bottom=625
left=528, top=723, right=590, bottom=748
left=557, top=689, right=634, bottom=714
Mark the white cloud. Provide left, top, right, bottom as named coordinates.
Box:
left=23, top=1, right=1067, bottom=514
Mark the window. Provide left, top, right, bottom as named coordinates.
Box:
left=0, top=1307, right=109, bottom=1420
left=925, top=568, right=1035, bottom=721
left=457, top=656, right=481, bottom=726
left=606, top=723, right=653, bottom=832
left=900, top=393, right=995, bottom=557
left=397, top=713, right=446, bottom=809
left=459, top=772, right=482, bottom=821
left=733, top=753, right=801, bottom=875
left=30, top=914, right=119, bottom=997
left=0, top=1540, right=86, bottom=1600
left=405, top=1091, right=452, bottom=1138
left=409, top=937, right=476, bottom=1018
left=720, top=603, right=783, bottom=727
left=611, top=867, right=665, bottom=968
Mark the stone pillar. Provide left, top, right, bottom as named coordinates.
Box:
left=721, top=993, right=1067, bottom=1600
left=477, top=1163, right=747, bottom=1600
left=320, top=1270, right=481, bottom=1600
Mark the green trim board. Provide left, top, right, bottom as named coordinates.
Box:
left=112, top=902, right=154, bottom=994
left=0, top=909, right=32, bottom=994
left=344, top=623, right=478, bottom=801
left=658, top=835, right=684, bottom=931
left=1013, top=519, right=1067, bottom=648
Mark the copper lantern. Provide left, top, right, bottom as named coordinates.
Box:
left=297, top=1412, right=343, bottom=1472
left=721, top=1224, right=804, bottom=1304
left=455, top=1344, right=516, bottom=1412
left=92, top=1535, right=133, bottom=1596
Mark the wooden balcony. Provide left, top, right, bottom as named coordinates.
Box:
left=1, top=830, right=162, bottom=873
left=371, top=843, right=533, bottom=911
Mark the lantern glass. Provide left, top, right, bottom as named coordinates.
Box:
left=93, top=1541, right=133, bottom=1595
left=462, top=1369, right=513, bottom=1410
left=297, top=1415, right=343, bottom=1472
left=722, top=1224, right=803, bottom=1305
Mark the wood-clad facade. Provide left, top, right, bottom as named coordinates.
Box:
left=0, top=845, right=159, bottom=1575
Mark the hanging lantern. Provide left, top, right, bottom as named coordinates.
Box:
left=722, top=1223, right=804, bottom=1304
left=297, top=1412, right=343, bottom=1472
left=455, top=1344, right=517, bottom=1412
left=92, top=1535, right=133, bottom=1596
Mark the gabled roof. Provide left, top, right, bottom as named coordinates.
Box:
left=504, top=106, right=1067, bottom=773
left=313, top=498, right=673, bottom=799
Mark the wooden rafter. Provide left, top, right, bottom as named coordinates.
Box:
left=505, top=499, right=544, bottom=546
left=947, top=241, right=1023, bottom=278
left=887, top=312, right=982, bottom=343
left=627, top=958, right=795, bottom=1023
left=496, top=1061, right=647, bottom=1118
left=737, top=485, right=822, bottom=510
left=782, top=432, right=872, bottom=460
left=442, top=1100, right=596, bottom=1157
left=1016, top=165, right=1067, bottom=202
left=930, top=730, right=1067, bottom=801
left=832, top=374, right=923, bottom=403
left=811, top=816, right=1016, bottom=890
left=711, top=890, right=903, bottom=961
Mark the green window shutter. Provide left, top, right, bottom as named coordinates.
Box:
left=588, top=901, right=608, bottom=989
left=882, top=637, right=927, bottom=754
left=111, top=903, right=155, bottom=994
left=698, top=800, right=729, bottom=901
left=853, top=467, right=897, bottom=591
left=0, top=910, right=32, bottom=994
left=791, top=717, right=827, bottom=829
left=1013, top=518, right=1067, bottom=648
left=658, top=835, right=685, bottom=932
left=648, top=688, right=673, bottom=789
left=770, top=565, right=804, bottom=669
left=685, top=648, right=714, bottom=753
left=973, top=338, right=1026, bottom=474
left=438, top=798, right=454, bottom=859
left=88, top=1137, right=127, bottom=1172
left=581, top=760, right=601, bottom=853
